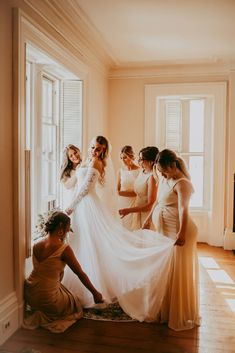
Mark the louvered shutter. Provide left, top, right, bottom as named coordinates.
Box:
left=165, top=100, right=182, bottom=151
left=62, top=80, right=82, bottom=149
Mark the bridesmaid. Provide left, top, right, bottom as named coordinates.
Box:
left=60, top=144, right=82, bottom=208
left=119, top=146, right=159, bottom=230
left=116, top=145, right=140, bottom=230
left=24, top=211, right=103, bottom=332
left=143, top=149, right=200, bottom=331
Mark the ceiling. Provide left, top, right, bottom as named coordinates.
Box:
left=75, top=0, right=235, bottom=68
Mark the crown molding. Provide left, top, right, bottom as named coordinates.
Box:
left=109, top=62, right=231, bottom=79
left=23, top=0, right=115, bottom=75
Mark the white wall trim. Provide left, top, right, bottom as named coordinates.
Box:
left=224, top=229, right=235, bottom=250
left=24, top=0, right=114, bottom=74
left=109, top=63, right=230, bottom=79
left=145, top=82, right=227, bottom=247
left=0, top=292, right=19, bottom=345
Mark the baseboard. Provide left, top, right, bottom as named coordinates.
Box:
left=224, top=228, right=235, bottom=250
left=0, top=292, right=19, bottom=345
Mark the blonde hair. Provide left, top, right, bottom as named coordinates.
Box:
left=120, top=145, right=135, bottom=160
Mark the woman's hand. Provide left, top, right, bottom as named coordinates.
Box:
left=174, top=236, right=185, bottom=246
left=118, top=208, right=130, bottom=218
left=93, top=290, right=104, bottom=304
left=142, top=218, right=151, bottom=229
left=65, top=208, right=73, bottom=216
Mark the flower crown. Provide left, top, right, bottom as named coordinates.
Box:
left=35, top=207, right=61, bottom=238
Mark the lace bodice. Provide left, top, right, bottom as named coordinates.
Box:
left=62, top=169, right=77, bottom=190
left=68, top=166, right=99, bottom=211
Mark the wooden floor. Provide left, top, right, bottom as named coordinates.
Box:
left=1, top=243, right=235, bottom=353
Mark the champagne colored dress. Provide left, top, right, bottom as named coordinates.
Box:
left=24, top=243, right=83, bottom=333
left=118, top=168, right=139, bottom=230
left=152, top=177, right=200, bottom=331
left=131, top=170, right=153, bottom=230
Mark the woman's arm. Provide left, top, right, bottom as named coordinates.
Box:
left=65, top=160, right=99, bottom=215
left=142, top=177, right=159, bottom=229
left=119, top=175, right=157, bottom=218
left=174, top=180, right=192, bottom=246
left=62, top=246, right=103, bottom=303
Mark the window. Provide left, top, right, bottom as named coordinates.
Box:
left=26, top=46, right=83, bottom=245
left=41, top=76, right=58, bottom=212
left=158, top=97, right=212, bottom=210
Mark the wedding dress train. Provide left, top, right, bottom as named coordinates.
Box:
left=63, top=166, right=198, bottom=330
left=62, top=165, right=174, bottom=322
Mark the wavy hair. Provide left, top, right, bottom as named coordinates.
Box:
left=60, top=144, right=81, bottom=181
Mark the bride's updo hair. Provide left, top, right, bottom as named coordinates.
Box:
left=44, top=211, right=71, bottom=234
left=156, top=149, right=191, bottom=180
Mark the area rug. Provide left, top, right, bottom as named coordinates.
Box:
left=83, top=302, right=136, bottom=322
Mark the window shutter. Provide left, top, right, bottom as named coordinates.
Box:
left=165, top=100, right=182, bottom=151
left=62, top=80, right=82, bottom=149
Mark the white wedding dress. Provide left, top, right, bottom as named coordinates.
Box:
left=62, top=165, right=175, bottom=322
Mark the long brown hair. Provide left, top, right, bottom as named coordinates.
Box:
left=60, top=144, right=81, bottom=181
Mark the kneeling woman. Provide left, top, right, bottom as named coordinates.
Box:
left=24, top=211, right=103, bottom=333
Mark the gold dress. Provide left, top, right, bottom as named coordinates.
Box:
left=118, top=168, right=139, bottom=230
left=131, top=170, right=153, bottom=230
left=24, top=243, right=83, bottom=333
left=152, top=177, right=200, bottom=331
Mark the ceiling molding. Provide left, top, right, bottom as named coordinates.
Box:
left=109, top=63, right=231, bottom=80
left=23, top=0, right=115, bottom=74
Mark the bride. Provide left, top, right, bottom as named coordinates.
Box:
left=62, top=136, right=198, bottom=330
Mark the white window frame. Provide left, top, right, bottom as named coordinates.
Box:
left=158, top=97, right=212, bottom=211
left=145, top=82, right=226, bottom=246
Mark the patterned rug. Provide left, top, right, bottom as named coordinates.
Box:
left=83, top=302, right=136, bottom=322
